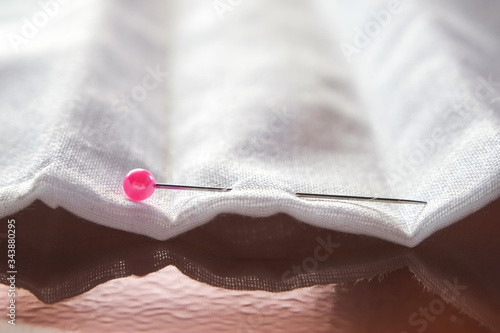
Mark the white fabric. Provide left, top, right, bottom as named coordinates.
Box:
left=0, top=0, right=498, bottom=247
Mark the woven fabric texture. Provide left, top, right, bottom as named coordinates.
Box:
left=0, top=0, right=499, bottom=246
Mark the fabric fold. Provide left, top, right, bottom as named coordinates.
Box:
left=0, top=0, right=498, bottom=247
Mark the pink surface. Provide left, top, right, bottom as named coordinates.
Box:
left=3, top=267, right=489, bottom=333
left=123, top=169, right=156, bottom=201
left=10, top=267, right=337, bottom=333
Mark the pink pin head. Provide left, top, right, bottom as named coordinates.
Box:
left=123, top=169, right=156, bottom=201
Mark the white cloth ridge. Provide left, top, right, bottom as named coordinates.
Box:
left=0, top=0, right=498, bottom=246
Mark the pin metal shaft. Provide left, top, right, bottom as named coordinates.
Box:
left=155, top=183, right=426, bottom=204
